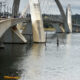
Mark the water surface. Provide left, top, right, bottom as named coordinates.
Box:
left=0, top=33, right=80, bottom=80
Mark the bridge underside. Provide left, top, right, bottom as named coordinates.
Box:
left=1, top=23, right=32, bottom=43
left=0, top=18, right=27, bottom=44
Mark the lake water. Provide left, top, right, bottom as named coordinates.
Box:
left=0, top=33, right=80, bottom=80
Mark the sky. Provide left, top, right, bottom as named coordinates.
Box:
left=0, top=0, right=80, bottom=15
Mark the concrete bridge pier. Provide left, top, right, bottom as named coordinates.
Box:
left=55, top=0, right=70, bottom=33
left=66, top=4, right=72, bottom=32
left=12, top=26, right=27, bottom=43
left=29, top=0, right=45, bottom=43
left=12, top=0, right=20, bottom=17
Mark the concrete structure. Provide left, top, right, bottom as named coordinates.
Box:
left=66, top=4, right=72, bottom=32
left=55, top=0, right=70, bottom=33
left=12, top=0, right=20, bottom=17
left=0, top=15, right=79, bottom=45
left=29, top=0, right=45, bottom=42
left=0, top=0, right=79, bottom=45
left=0, top=18, right=27, bottom=43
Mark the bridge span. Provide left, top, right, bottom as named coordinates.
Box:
left=0, top=15, right=79, bottom=45
left=0, top=0, right=79, bottom=47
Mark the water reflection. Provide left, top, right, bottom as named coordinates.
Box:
left=65, top=34, right=72, bottom=55
left=66, top=34, right=71, bottom=44
left=0, top=44, right=32, bottom=79
left=19, top=44, right=45, bottom=80
left=1, top=33, right=80, bottom=80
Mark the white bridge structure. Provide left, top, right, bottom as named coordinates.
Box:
left=0, top=0, right=73, bottom=46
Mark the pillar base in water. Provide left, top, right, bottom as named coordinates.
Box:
left=29, top=0, right=45, bottom=43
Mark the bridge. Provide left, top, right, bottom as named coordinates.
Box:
left=0, top=18, right=28, bottom=42
left=0, top=0, right=78, bottom=47
left=26, top=14, right=80, bottom=32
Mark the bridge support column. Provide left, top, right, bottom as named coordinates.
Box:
left=55, top=0, right=70, bottom=33
left=12, top=26, right=27, bottom=43
left=12, top=0, right=20, bottom=17
left=66, top=4, right=72, bottom=32
left=29, top=0, right=45, bottom=43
